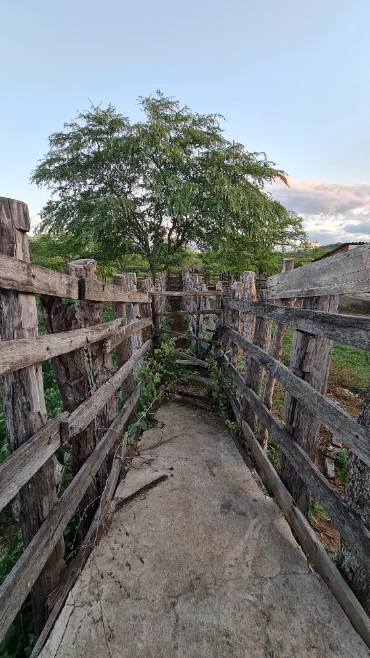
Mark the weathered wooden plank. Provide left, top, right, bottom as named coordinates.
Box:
left=243, top=290, right=272, bottom=433
left=0, top=252, right=79, bottom=298
left=179, top=374, right=212, bottom=385
left=339, top=379, right=370, bottom=613
left=224, top=298, right=370, bottom=351
left=158, top=309, right=221, bottom=317
left=175, top=351, right=208, bottom=367
left=68, top=259, right=117, bottom=501
left=267, top=243, right=370, bottom=298
left=61, top=340, right=151, bottom=440
left=258, top=258, right=294, bottom=450
left=280, top=295, right=338, bottom=515
left=80, top=275, right=149, bottom=303
left=224, top=356, right=370, bottom=570
left=0, top=197, right=64, bottom=634
left=225, top=326, right=370, bottom=467
left=160, top=329, right=214, bottom=344
left=0, top=378, right=145, bottom=645
left=0, top=413, right=68, bottom=513
left=151, top=290, right=220, bottom=297
left=103, top=317, right=152, bottom=353
left=30, top=431, right=133, bottom=658
left=0, top=317, right=125, bottom=376
left=240, top=418, right=370, bottom=650
left=41, top=292, right=98, bottom=540
left=140, top=280, right=152, bottom=343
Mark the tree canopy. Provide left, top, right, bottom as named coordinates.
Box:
left=31, top=91, right=305, bottom=280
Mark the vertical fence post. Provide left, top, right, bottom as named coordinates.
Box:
left=40, top=295, right=97, bottom=541
left=214, top=281, right=223, bottom=359
left=257, top=258, right=294, bottom=450
left=140, top=279, right=153, bottom=344
left=280, top=294, right=339, bottom=515
left=0, top=197, right=63, bottom=634
left=243, top=289, right=272, bottom=433
left=68, top=260, right=117, bottom=489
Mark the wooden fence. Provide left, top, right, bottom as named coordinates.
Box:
left=2, top=196, right=370, bottom=651
left=221, top=249, right=370, bottom=647
left=0, top=198, right=155, bottom=650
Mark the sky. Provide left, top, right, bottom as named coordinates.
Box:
left=1, top=0, right=370, bottom=245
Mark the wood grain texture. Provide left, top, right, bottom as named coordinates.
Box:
left=0, top=413, right=68, bottom=513
left=0, top=316, right=125, bottom=375
left=61, top=340, right=151, bottom=440
left=40, top=293, right=97, bottom=540
left=0, top=252, right=79, bottom=298
left=280, top=295, right=338, bottom=515
left=257, top=258, right=294, bottom=449
left=225, top=326, right=370, bottom=467
left=0, top=379, right=145, bottom=645
left=0, top=197, right=64, bottom=634
left=158, top=309, right=221, bottom=316
left=243, top=290, right=272, bottom=433
left=240, top=418, right=370, bottom=651
left=224, top=356, right=370, bottom=571
left=103, top=317, right=152, bottom=353
left=81, top=276, right=149, bottom=303
left=267, top=243, right=370, bottom=298
left=151, top=290, right=220, bottom=297
left=339, top=379, right=370, bottom=613
left=30, top=431, right=133, bottom=658
left=224, top=298, right=370, bottom=351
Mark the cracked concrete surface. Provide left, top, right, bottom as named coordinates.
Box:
left=40, top=401, right=370, bottom=658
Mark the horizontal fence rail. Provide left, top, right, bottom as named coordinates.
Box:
left=0, top=378, right=146, bottom=643
left=0, top=253, right=149, bottom=303
left=223, top=355, right=370, bottom=571
left=224, top=298, right=370, bottom=351
left=0, top=317, right=152, bottom=376
left=225, top=326, right=370, bottom=468
left=267, top=243, right=370, bottom=298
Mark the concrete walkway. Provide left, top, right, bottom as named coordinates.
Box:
left=40, top=401, right=370, bottom=658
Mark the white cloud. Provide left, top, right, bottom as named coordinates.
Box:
left=269, top=178, right=370, bottom=244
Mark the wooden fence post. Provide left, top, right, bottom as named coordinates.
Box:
left=280, top=294, right=339, bottom=515
left=112, top=273, right=138, bottom=427
left=140, top=279, right=153, bottom=343
left=258, top=258, right=294, bottom=450
left=40, top=296, right=97, bottom=541
left=0, top=198, right=63, bottom=634
left=243, top=289, right=272, bottom=433
left=68, top=260, right=117, bottom=489
left=338, top=386, right=370, bottom=612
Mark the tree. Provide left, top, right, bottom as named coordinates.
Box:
left=31, top=92, right=305, bottom=281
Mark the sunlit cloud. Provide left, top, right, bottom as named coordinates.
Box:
left=269, top=178, right=370, bottom=244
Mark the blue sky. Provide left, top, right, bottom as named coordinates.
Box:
left=2, top=0, right=370, bottom=244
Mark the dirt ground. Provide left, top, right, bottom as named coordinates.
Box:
left=40, top=401, right=369, bottom=658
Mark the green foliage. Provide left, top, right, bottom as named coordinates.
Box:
left=267, top=437, right=280, bottom=472
left=335, top=448, right=349, bottom=483
left=206, top=355, right=230, bottom=417
left=127, top=339, right=178, bottom=442
left=308, top=500, right=328, bottom=525
left=31, top=91, right=303, bottom=281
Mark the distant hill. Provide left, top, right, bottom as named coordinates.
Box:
left=279, top=243, right=343, bottom=268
